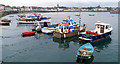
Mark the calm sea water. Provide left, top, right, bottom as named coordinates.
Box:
left=1, top=12, right=118, bottom=62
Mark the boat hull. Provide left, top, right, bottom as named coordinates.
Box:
left=17, top=20, right=51, bottom=24
left=22, top=31, right=36, bottom=36
left=53, top=26, right=85, bottom=38
left=79, top=31, right=112, bottom=42
left=0, top=22, right=10, bottom=25
left=77, top=55, right=93, bottom=59
left=76, top=43, right=94, bottom=59
left=53, top=31, right=79, bottom=38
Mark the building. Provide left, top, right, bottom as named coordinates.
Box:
left=98, top=8, right=107, bottom=11
left=30, top=6, right=38, bottom=11
left=5, top=6, right=12, bottom=11
left=20, top=6, right=25, bottom=11
left=24, top=6, right=31, bottom=11
left=0, top=4, right=5, bottom=12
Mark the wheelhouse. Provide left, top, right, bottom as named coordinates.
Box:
left=95, top=22, right=112, bottom=34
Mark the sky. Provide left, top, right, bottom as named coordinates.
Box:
left=1, top=0, right=120, bottom=7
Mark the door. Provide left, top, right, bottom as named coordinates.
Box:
left=100, top=25, right=104, bottom=33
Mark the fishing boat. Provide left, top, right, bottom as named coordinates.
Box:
left=79, top=21, right=112, bottom=42
left=89, top=14, right=95, bottom=16
left=53, top=19, right=86, bottom=38
left=22, top=31, right=36, bottom=36
left=17, top=13, right=51, bottom=21
left=40, top=19, right=73, bottom=34
left=76, top=43, right=94, bottom=59
left=17, top=19, right=51, bottom=24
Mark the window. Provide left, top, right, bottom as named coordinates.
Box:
left=97, top=25, right=99, bottom=28
left=106, top=25, right=108, bottom=29
left=101, top=25, right=104, bottom=29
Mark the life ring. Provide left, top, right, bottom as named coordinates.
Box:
left=64, top=30, right=67, bottom=33
left=77, top=25, right=79, bottom=27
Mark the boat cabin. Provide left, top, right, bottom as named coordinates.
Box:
left=58, top=23, right=78, bottom=33
left=95, top=22, right=112, bottom=34
left=61, top=19, right=75, bottom=27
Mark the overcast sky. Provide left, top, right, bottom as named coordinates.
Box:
left=1, top=0, right=120, bottom=7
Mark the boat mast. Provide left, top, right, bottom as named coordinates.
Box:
left=79, top=8, right=81, bottom=31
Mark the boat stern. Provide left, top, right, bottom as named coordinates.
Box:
left=76, top=55, right=92, bottom=59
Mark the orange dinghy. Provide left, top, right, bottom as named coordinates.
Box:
left=22, top=31, right=36, bottom=36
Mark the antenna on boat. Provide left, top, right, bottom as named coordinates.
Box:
left=68, top=16, right=70, bottom=19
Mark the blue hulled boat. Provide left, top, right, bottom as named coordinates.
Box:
left=79, top=21, right=112, bottom=42
left=0, top=22, right=10, bottom=25
left=76, top=43, right=94, bottom=59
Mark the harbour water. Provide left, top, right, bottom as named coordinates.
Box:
left=1, top=12, right=118, bottom=62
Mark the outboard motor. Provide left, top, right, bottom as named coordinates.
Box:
left=44, top=22, right=48, bottom=27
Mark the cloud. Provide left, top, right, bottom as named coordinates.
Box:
left=1, top=0, right=119, bottom=7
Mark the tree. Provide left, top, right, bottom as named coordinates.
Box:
left=96, top=5, right=101, bottom=8
left=12, top=6, right=16, bottom=8
left=59, top=6, right=67, bottom=8
left=6, top=5, right=10, bottom=7
left=88, top=7, right=94, bottom=10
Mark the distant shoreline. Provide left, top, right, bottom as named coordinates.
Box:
left=0, top=11, right=119, bottom=18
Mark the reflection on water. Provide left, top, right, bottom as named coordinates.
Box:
left=53, top=35, right=111, bottom=52
left=53, top=36, right=79, bottom=50
left=76, top=55, right=94, bottom=64
left=79, top=36, right=112, bottom=52
left=92, top=36, right=111, bottom=52
left=34, top=32, right=53, bottom=39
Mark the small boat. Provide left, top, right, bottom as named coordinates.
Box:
left=75, top=14, right=80, bottom=16
left=35, top=20, right=58, bottom=33
left=18, top=14, right=25, bottom=18
left=41, top=16, right=51, bottom=20
left=0, top=22, right=10, bottom=25
left=35, top=21, right=42, bottom=32
left=1, top=19, right=11, bottom=22
left=41, top=25, right=58, bottom=34
left=22, top=31, right=36, bottom=36
left=79, top=21, right=112, bottom=42
left=53, top=19, right=86, bottom=38
left=89, top=14, right=95, bottom=16
left=76, top=43, right=94, bottom=59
